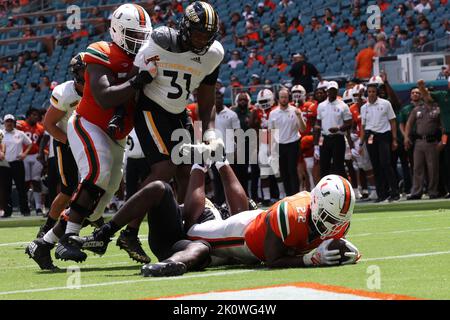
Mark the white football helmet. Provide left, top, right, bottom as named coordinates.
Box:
left=310, top=175, right=355, bottom=239
left=110, top=4, right=152, bottom=55
left=256, top=89, right=274, bottom=110
left=291, top=85, right=306, bottom=104
left=367, top=75, right=384, bottom=86
left=316, top=80, right=329, bottom=91
left=342, top=89, right=354, bottom=105
left=351, top=84, right=366, bottom=98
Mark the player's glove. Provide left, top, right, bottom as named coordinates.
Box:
left=340, top=238, right=361, bottom=265
left=204, top=129, right=225, bottom=158
left=130, top=54, right=159, bottom=90
left=314, top=145, right=320, bottom=161
left=107, top=106, right=126, bottom=138
left=302, top=239, right=341, bottom=267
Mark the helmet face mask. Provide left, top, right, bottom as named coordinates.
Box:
left=70, top=53, right=86, bottom=86
left=110, top=4, right=152, bottom=56
left=180, top=1, right=219, bottom=55
left=257, top=89, right=274, bottom=110
left=291, top=85, right=306, bottom=104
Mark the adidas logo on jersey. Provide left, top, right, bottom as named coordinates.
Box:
left=191, top=57, right=201, bottom=64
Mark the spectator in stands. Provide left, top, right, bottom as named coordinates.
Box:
left=29, top=82, right=40, bottom=92
left=407, top=22, right=419, bottom=38
left=12, top=55, right=25, bottom=74
left=415, top=31, right=434, bottom=52
left=349, top=36, right=359, bottom=50
left=37, top=15, right=47, bottom=24
left=247, top=48, right=266, bottom=67
left=230, top=12, right=241, bottom=28
left=351, top=5, right=361, bottom=21
left=396, top=3, right=407, bottom=17
left=39, top=76, right=51, bottom=91
left=151, top=5, right=164, bottom=24
left=245, top=18, right=260, bottom=42
left=327, top=20, right=339, bottom=37
left=228, top=50, right=244, bottom=69
left=413, top=0, right=433, bottom=13
left=399, top=30, right=412, bottom=48
left=269, top=27, right=278, bottom=42
left=324, top=7, right=335, bottom=23
left=55, top=24, right=71, bottom=46
left=242, top=4, right=254, bottom=20
left=387, top=35, right=400, bottom=54
left=56, top=13, right=65, bottom=23
left=359, top=21, right=369, bottom=36
left=249, top=74, right=262, bottom=94
left=273, top=55, right=288, bottom=72
left=355, top=40, right=376, bottom=80
left=261, top=24, right=271, bottom=39
left=310, top=16, right=322, bottom=31
left=340, top=18, right=355, bottom=37
left=393, top=25, right=402, bottom=38
left=230, top=75, right=243, bottom=88
left=22, top=27, right=34, bottom=38
left=219, top=21, right=227, bottom=38
left=1, top=114, right=32, bottom=217
left=279, top=0, right=294, bottom=8
left=279, top=22, right=290, bottom=39
left=256, top=2, right=265, bottom=17
left=377, top=0, right=390, bottom=12
left=170, top=0, right=183, bottom=14
left=289, top=53, right=321, bottom=93
left=419, top=19, right=435, bottom=36
left=6, top=16, right=15, bottom=27
left=288, top=17, right=304, bottom=34
left=263, top=0, right=277, bottom=11
left=374, top=33, right=388, bottom=57
left=9, top=81, right=21, bottom=93
left=277, top=13, right=287, bottom=28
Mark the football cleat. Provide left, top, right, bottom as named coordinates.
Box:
left=55, top=233, right=87, bottom=263
left=141, top=260, right=187, bottom=277
left=25, top=238, right=58, bottom=271
left=69, top=228, right=111, bottom=256
left=116, top=229, right=151, bottom=264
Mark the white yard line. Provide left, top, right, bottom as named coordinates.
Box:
left=0, top=269, right=254, bottom=296
left=350, top=226, right=450, bottom=238
left=353, top=212, right=448, bottom=222
left=360, top=250, right=450, bottom=262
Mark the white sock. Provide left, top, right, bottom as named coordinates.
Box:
left=65, top=221, right=82, bottom=235
left=43, top=229, right=59, bottom=244
left=278, top=182, right=286, bottom=199
left=262, top=187, right=270, bottom=201
left=215, top=159, right=229, bottom=171
left=191, top=163, right=207, bottom=173
left=33, top=192, right=42, bottom=210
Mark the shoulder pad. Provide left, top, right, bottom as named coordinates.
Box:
left=151, top=26, right=181, bottom=52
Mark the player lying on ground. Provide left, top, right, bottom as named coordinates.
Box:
left=71, top=149, right=361, bottom=276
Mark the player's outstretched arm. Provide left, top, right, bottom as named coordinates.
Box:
left=88, top=64, right=143, bottom=109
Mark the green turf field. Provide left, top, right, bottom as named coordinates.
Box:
left=0, top=200, right=449, bottom=300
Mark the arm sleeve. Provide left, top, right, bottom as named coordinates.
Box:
left=360, top=106, right=366, bottom=126
left=343, top=104, right=353, bottom=121
left=22, top=132, right=32, bottom=145
left=268, top=201, right=301, bottom=246
left=309, top=63, right=318, bottom=77
left=49, top=85, right=68, bottom=112
left=386, top=101, right=396, bottom=120
left=84, top=42, right=111, bottom=67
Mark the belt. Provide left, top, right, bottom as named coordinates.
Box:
left=415, top=135, right=438, bottom=142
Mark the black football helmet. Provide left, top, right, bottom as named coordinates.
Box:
left=69, top=52, right=86, bottom=85
left=179, top=1, right=219, bottom=55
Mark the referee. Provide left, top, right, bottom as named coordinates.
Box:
left=360, top=83, right=400, bottom=202
left=314, top=81, right=353, bottom=178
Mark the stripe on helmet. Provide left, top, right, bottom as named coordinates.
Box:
left=202, top=2, right=214, bottom=30
left=339, top=176, right=351, bottom=216
left=134, top=4, right=146, bottom=27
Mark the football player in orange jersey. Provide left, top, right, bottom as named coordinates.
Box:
left=24, top=4, right=156, bottom=268
left=16, top=108, right=45, bottom=215
left=72, top=158, right=360, bottom=276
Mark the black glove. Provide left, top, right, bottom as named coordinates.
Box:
left=107, top=106, right=126, bottom=138
left=130, top=70, right=154, bottom=90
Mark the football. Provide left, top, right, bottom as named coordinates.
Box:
left=327, top=239, right=352, bottom=265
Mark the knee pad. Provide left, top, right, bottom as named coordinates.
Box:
left=69, top=180, right=105, bottom=218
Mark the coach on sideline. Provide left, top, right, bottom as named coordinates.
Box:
left=1, top=114, right=32, bottom=217
left=268, top=88, right=305, bottom=196
left=314, top=81, right=353, bottom=178
left=360, top=83, right=400, bottom=202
